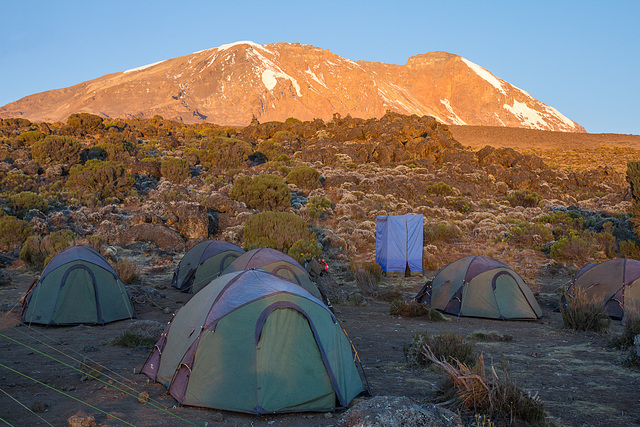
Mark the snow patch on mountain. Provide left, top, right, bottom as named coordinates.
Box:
left=461, top=57, right=506, bottom=95
left=503, top=99, right=549, bottom=130
left=441, top=99, right=467, bottom=125
left=124, top=60, right=166, bottom=73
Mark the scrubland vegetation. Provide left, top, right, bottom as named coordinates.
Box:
left=1, top=111, right=640, bottom=425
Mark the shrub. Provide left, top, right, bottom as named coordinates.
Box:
left=17, top=130, right=45, bottom=145
left=390, top=299, right=447, bottom=320
left=0, top=172, right=37, bottom=193
left=19, top=229, right=77, bottom=268
left=426, top=181, right=455, bottom=196
left=67, top=113, right=104, bottom=131
left=160, top=157, right=190, bottom=183
left=425, top=350, right=545, bottom=425
left=243, top=211, right=318, bottom=259
left=405, top=331, right=475, bottom=369
left=287, top=238, right=321, bottom=265
left=9, top=191, right=48, bottom=218
left=31, top=135, right=82, bottom=165
left=67, top=160, right=134, bottom=200
left=424, top=222, right=463, bottom=244
left=205, top=137, right=253, bottom=168
left=505, top=190, right=542, bottom=208
left=503, top=221, right=553, bottom=249
left=306, top=196, right=333, bottom=219
left=229, top=174, right=291, bottom=211
left=466, top=330, right=513, bottom=342
left=445, top=196, right=471, bottom=214
left=286, top=166, right=322, bottom=190
left=550, top=232, right=595, bottom=265
left=560, top=287, right=610, bottom=332
left=0, top=215, right=32, bottom=251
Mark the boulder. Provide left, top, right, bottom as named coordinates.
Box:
left=124, top=223, right=185, bottom=250
left=340, top=396, right=463, bottom=427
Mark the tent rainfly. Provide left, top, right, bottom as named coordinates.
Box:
left=567, top=258, right=640, bottom=319
left=142, top=269, right=364, bottom=414
left=172, top=240, right=244, bottom=293
left=415, top=255, right=541, bottom=320
left=21, top=245, right=136, bottom=325
left=220, top=247, right=327, bottom=304
left=375, top=214, right=423, bottom=275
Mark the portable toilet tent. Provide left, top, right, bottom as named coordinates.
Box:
left=21, top=246, right=136, bottom=325
left=172, top=240, right=244, bottom=293
left=219, top=247, right=325, bottom=303
left=142, top=269, right=364, bottom=414
left=415, top=255, right=541, bottom=320
left=375, top=214, right=423, bottom=275
left=567, top=258, right=640, bottom=319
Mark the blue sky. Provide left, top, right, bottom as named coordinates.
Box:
left=1, top=0, right=638, bottom=135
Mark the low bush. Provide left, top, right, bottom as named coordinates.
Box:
left=17, top=130, right=45, bottom=145
left=560, top=287, right=610, bottom=332
left=550, top=232, right=595, bottom=265
left=425, top=350, right=545, bottom=425
left=229, top=174, right=291, bottom=211
left=0, top=215, right=33, bottom=251
left=9, top=191, right=48, bottom=218
left=160, top=157, right=190, bottom=183
left=286, top=166, right=322, bottom=190
left=243, top=211, right=319, bottom=261
left=31, top=135, right=82, bottom=165
left=446, top=196, right=472, bottom=214
left=466, top=330, right=513, bottom=342
left=0, top=171, right=37, bottom=193
left=67, top=160, right=134, bottom=200
left=306, top=196, right=333, bottom=219
left=505, top=190, right=542, bottom=208
left=390, top=299, right=447, bottom=320
left=424, top=222, right=463, bottom=244
left=19, top=229, right=77, bottom=268
left=426, top=181, right=455, bottom=196
left=67, top=113, right=104, bottom=131
left=205, top=137, right=253, bottom=168
left=405, top=331, right=475, bottom=369
left=503, top=221, right=554, bottom=249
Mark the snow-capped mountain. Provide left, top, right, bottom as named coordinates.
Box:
left=0, top=41, right=584, bottom=132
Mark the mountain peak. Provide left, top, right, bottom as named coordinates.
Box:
left=0, top=41, right=584, bottom=132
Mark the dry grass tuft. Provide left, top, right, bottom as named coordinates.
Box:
left=389, top=299, right=447, bottom=321
left=405, top=331, right=475, bottom=369
left=560, top=287, right=610, bottom=333
left=424, top=346, right=546, bottom=425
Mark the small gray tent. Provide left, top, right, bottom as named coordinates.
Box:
left=172, top=240, right=244, bottom=293
left=21, top=246, right=135, bottom=325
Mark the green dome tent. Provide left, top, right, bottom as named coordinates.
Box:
left=415, top=255, right=541, bottom=320
left=142, top=269, right=364, bottom=414
left=219, top=247, right=325, bottom=301
left=172, top=240, right=244, bottom=293
left=21, top=246, right=136, bottom=325
left=566, top=258, right=640, bottom=319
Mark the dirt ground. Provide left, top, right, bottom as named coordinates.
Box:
left=1, top=246, right=639, bottom=427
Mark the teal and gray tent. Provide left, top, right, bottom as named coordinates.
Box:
left=142, top=269, right=364, bottom=414
left=415, top=255, right=541, bottom=320
left=375, top=214, right=423, bottom=275
left=172, top=240, right=244, bottom=293
left=21, top=245, right=135, bottom=325
left=219, top=247, right=326, bottom=303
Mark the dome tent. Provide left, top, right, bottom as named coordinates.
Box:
left=567, top=258, right=640, bottom=319
left=415, top=255, right=541, bottom=320
left=172, top=240, right=244, bottom=293
left=219, top=247, right=325, bottom=302
left=21, top=245, right=135, bottom=325
left=142, top=269, right=364, bottom=414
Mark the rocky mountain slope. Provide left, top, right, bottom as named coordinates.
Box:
left=0, top=42, right=584, bottom=132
